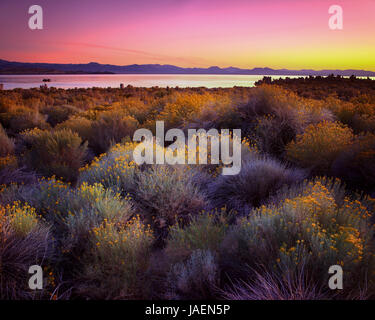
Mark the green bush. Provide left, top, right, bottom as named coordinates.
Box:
left=166, top=210, right=229, bottom=263
left=135, top=165, right=207, bottom=237
left=21, top=128, right=87, bottom=182
left=11, top=178, right=134, bottom=237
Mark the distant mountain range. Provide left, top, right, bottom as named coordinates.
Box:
left=1, top=59, right=375, bottom=77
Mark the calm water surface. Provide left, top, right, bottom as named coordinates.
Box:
left=0, top=74, right=308, bottom=89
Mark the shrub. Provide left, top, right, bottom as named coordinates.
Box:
left=3, top=179, right=136, bottom=294
left=166, top=250, right=219, bottom=300
left=56, top=116, right=94, bottom=143
left=42, top=105, right=80, bottom=127
left=76, top=216, right=154, bottom=299
left=238, top=85, right=299, bottom=123
left=119, top=97, right=151, bottom=124
left=78, top=142, right=137, bottom=195
left=135, top=165, right=207, bottom=237
left=0, top=202, right=53, bottom=299
left=286, top=121, right=354, bottom=174
left=351, top=113, right=375, bottom=133
left=271, top=176, right=347, bottom=207
left=325, top=97, right=375, bottom=133
left=331, top=133, right=375, bottom=193
left=17, top=179, right=134, bottom=240
left=1, top=108, right=50, bottom=133
left=62, top=182, right=134, bottom=253
left=238, top=86, right=335, bottom=155
left=159, top=92, right=213, bottom=129
left=252, top=114, right=297, bottom=156
left=207, top=157, right=306, bottom=213
left=184, top=93, right=241, bottom=131
left=0, top=156, right=18, bottom=172
left=0, top=167, right=37, bottom=185
left=21, top=128, right=88, bottom=182
left=90, top=111, right=139, bottom=154
left=221, top=180, right=375, bottom=298
left=166, top=210, right=229, bottom=263
left=6, top=201, right=41, bottom=236
left=0, top=124, right=15, bottom=157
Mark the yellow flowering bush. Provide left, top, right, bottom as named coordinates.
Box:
left=5, top=201, right=41, bottom=236
left=0, top=205, right=8, bottom=235
left=0, top=201, right=53, bottom=299
left=79, top=216, right=154, bottom=299
left=158, top=92, right=215, bottom=129
left=286, top=121, right=354, bottom=173
left=79, top=142, right=137, bottom=195
left=222, top=179, right=374, bottom=298
left=63, top=182, right=134, bottom=242
left=56, top=116, right=94, bottom=143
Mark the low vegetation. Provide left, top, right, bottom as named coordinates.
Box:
left=0, top=77, right=374, bottom=300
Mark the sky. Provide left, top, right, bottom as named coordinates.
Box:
left=0, top=0, right=374, bottom=70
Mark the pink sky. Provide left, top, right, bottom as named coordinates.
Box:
left=0, top=0, right=374, bottom=70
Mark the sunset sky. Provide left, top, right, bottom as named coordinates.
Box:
left=0, top=0, right=374, bottom=70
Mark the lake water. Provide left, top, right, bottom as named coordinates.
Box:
left=0, top=74, right=304, bottom=90
left=1, top=74, right=373, bottom=90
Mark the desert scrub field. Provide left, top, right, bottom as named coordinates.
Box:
left=0, top=77, right=374, bottom=300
